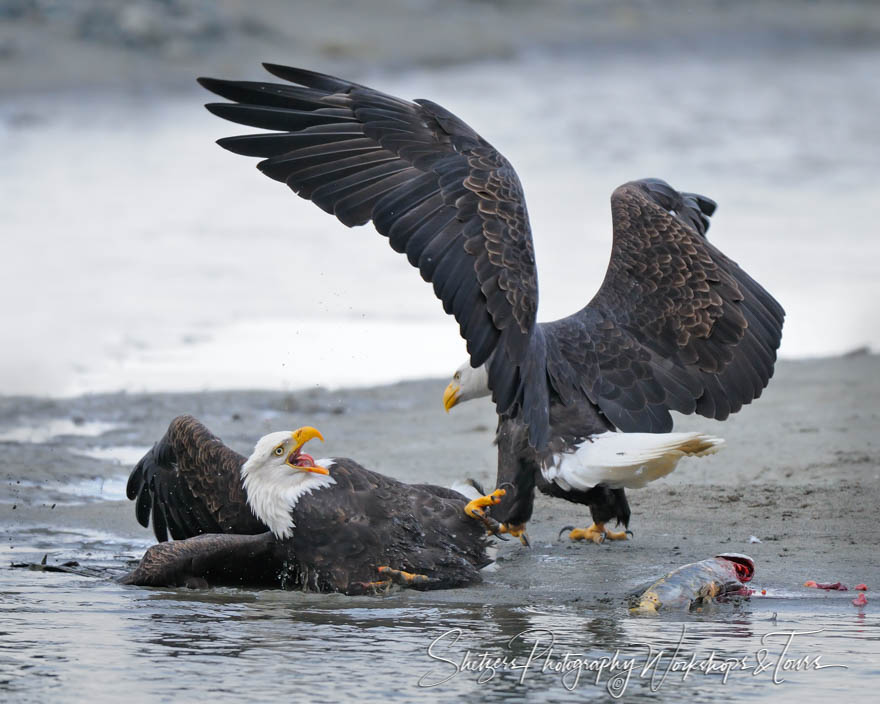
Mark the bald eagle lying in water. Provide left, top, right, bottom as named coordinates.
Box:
left=122, top=416, right=496, bottom=592
left=197, top=65, right=785, bottom=544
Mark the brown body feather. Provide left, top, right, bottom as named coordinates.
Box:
left=124, top=417, right=490, bottom=592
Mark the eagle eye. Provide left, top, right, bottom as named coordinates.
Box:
left=274, top=446, right=285, bottom=456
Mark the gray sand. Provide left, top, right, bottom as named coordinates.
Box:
left=3, top=352, right=879, bottom=601
left=3, top=0, right=880, bottom=95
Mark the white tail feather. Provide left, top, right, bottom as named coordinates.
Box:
left=544, top=432, right=724, bottom=491
left=451, top=479, right=484, bottom=502
left=481, top=544, right=499, bottom=572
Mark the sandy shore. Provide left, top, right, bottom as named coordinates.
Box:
left=3, top=0, right=879, bottom=96
left=3, top=352, right=879, bottom=602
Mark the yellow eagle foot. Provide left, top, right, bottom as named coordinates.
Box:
left=567, top=523, right=606, bottom=544
left=351, top=567, right=431, bottom=594
left=377, top=565, right=430, bottom=587
left=563, top=522, right=632, bottom=544
left=354, top=578, right=393, bottom=594
left=464, top=488, right=506, bottom=519
left=498, top=522, right=530, bottom=547
left=604, top=526, right=631, bottom=541
left=464, top=488, right=512, bottom=538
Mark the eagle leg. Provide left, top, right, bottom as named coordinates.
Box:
left=349, top=578, right=394, bottom=594
left=498, top=522, right=530, bottom=547
left=462, top=488, right=511, bottom=540
left=475, top=513, right=511, bottom=541
left=464, top=488, right=506, bottom=519
left=377, top=565, right=431, bottom=586
left=604, top=526, right=632, bottom=541
left=348, top=566, right=434, bottom=594
left=565, top=522, right=615, bottom=544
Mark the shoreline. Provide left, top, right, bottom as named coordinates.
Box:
left=2, top=353, right=879, bottom=603
left=3, top=0, right=879, bottom=97
left=0, top=345, right=872, bottom=401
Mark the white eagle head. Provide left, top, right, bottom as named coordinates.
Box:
left=241, top=427, right=328, bottom=478
left=442, top=360, right=491, bottom=412
left=240, top=426, right=334, bottom=539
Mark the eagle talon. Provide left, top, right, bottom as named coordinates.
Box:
left=498, top=523, right=530, bottom=546
left=567, top=523, right=631, bottom=543
left=568, top=523, right=608, bottom=544
left=352, top=579, right=393, bottom=594
left=604, top=526, right=631, bottom=541
left=558, top=525, right=576, bottom=541
left=464, top=488, right=506, bottom=519
left=377, top=565, right=430, bottom=586
left=477, top=514, right=510, bottom=540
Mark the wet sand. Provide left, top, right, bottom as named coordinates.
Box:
left=4, top=352, right=879, bottom=602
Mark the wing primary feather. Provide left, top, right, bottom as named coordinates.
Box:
left=199, top=67, right=787, bottom=452
left=261, top=63, right=358, bottom=92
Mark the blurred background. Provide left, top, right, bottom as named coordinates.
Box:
left=2, top=0, right=878, bottom=397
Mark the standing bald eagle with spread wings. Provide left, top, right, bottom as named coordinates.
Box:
left=197, top=65, right=784, bottom=544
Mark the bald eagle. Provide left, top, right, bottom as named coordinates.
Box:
left=197, top=66, right=785, bottom=543
left=122, top=416, right=494, bottom=592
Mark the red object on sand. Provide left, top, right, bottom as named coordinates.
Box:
left=804, top=581, right=848, bottom=591
left=855, top=584, right=868, bottom=591
left=852, top=593, right=868, bottom=607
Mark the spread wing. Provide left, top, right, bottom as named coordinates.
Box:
left=125, top=415, right=267, bottom=541
left=119, top=532, right=278, bottom=588
left=544, top=179, right=785, bottom=433
left=198, top=65, right=547, bottom=444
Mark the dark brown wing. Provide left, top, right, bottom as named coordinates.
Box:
left=289, top=458, right=489, bottom=591
left=543, top=178, right=785, bottom=432
left=198, top=65, right=547, bottom=445
left=125, top=415, right=267, bottom=541
left=119, top=532, right=278, bottom=588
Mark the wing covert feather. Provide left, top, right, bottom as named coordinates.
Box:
left=126, top=415, right=266, bottom=541
left=544, top=179, right=784, bottom=432
left=199, top=66, right=544, bottom=439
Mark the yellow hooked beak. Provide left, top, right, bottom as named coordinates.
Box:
left=286, top=426, right=329, bottom=474
left=442, top=381, right=460, bottom=413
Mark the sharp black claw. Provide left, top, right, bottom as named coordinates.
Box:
left=625, top=530, right=634, bottom=538
left=558, top=525, right=575, bottom=541
left=481, top=516, right=510, bottom=541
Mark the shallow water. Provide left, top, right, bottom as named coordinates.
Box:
left=0, top=421, right=119, bottom=444
left=3, top=46, right=878, bottom=397
left=2, top=537, right=877, bottom=703
left=0, top=475, right=128, bottom=505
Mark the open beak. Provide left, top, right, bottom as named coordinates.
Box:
left=286, top=426, right=329, bottom=474
left=442, top=381, right=460, bottom=413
